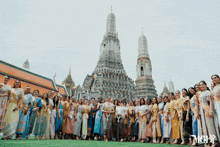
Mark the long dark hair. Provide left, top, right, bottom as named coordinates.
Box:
left=152, top=97, right=158, bottom=104
left=42, top=92, right=49, bottom=106
left=140, top=98, right=145, bottom=106
left=188, top=87, right=195, bottom=99
left=33, top=89, right=39, bottom=96
left=53, top=95, right=59, bottom=109
left=199, top=80, right=210, bottom=91
left=13, top=80, right=21, bottom=88
left=163, top=96, right=169, bottom=105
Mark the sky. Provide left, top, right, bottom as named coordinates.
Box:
left=0, top=0, right=220, bottom=95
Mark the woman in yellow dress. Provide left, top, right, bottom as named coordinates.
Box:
left=152, top=97, right=162, bottom=143
left=81, top=99, right=90, bottom=139
left=168, top=92, right=179, bottom=144
left=62, top=96, right=70, bottom=139
left=2, top=80, right=25, bottom=140
left=174, top=90, right=184, bottom=144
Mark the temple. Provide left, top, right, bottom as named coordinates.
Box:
left=133, top=30, right=157, bottom=99
left=160, top=82, right=170, bottom=97
left=81, top=9, right=134, bottom=100
left=0, top=60, right=68, bottom=96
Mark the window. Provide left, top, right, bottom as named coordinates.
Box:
left=141, top=66, right=144, bottom=76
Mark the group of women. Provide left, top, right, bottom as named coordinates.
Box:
left=0, top=74, right=220, bottom=147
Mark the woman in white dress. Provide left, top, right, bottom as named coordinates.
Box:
left=2, top=80, right=25, bottom=140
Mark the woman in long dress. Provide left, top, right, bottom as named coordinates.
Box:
left=102, top=97, right=115, bottom=142
left=26, top=89, right=42, bottom=139
left=2, top=80, right=24, bottom=140
left=16, top=86, right=32, bottom=139
left=181, top=88, right=192, bottom=145
left=161, top=96, right=171, bottom=144
left=145, top=99, right=153, bottom=143
left=94, top=97, right=103, bottom=140
left=211, top=75, right=220, bottom=135
left=115, top=100, right=125, bottom=142
left=198, top=81, right=218, bottom=147
left=81, top=99, right=90, bottom=139
left=138, top=98, right=148, bottom=143
left=62, top=96, right=69, bottom=139
left=88, top=98, right=96, bottom=140
left=167, top=92, right=179, bottom=144
left=174, top=90, right=184, bottom=144
left=65, top=97, right=77, bottom=139
left=127, top=100, right=135, bottom=142
left=74, top=99, right=83, bottom=140
left=152, top=97, right=162, bottom=143
left=0, top=75, right=11, bottom=131
left=35, top=93, right=49, bottom=139
left=189, top=87, right=198, bottom=146
left=55, top=96, right=63, bottom=139
left=132, top=99, right=140, bottom=141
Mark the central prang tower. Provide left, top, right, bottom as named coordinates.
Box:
left=82, top=8, right=134, bottom=100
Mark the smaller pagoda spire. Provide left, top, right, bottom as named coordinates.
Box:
left=22, top=58, right=30, bottom=70
left=69, top=66, right=71, bottom=75
left=142, top=27, right=143, bottom=35
left=111, top=6, right=113, bottom=13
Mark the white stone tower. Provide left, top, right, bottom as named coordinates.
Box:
left=168, top=79, right=175, bottom=93
left=82, top=7, right=134, bottom=100
left=133, top=30, right=157, bottom=99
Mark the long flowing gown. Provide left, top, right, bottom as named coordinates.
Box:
left=102, top=102, right=114, bottom=139
left=0, top=84, right=11, bottom=130
left=132, top=105, right=140, bottom=138
left=163, top=102, right=171, bottom=138
left=55, top=103, right=63, bottom=133
left=22, top=94, right=33, bottom=138
left=49, top=98, right=56, bottom=137
left=62, top=101, right=70, bottom=134
left=82, top=105, right=90, bottom=137
left=138, top=105, right=148, bottom=139
left=65, top=103, right=75, bottom=134
left=212, top=84, right=220, bottom=131
left=88, top=104, right=96, bottom=137
left=190, top=95, right=198, bottom=137
left=199, top=90, right=218, bottom=142
left=158, top=102, right=164, bottom=137
left=34, top=99, right=48, bottom=136
left=2, top=88, right=24, bottom=139
left=182, top=96, right=192, bottom=139
left=94, top=103, right=102, bottom=134
left=74, top=105, right=82, bottom=136
left=127, top=106, right=135, bottom=139
left=16, top=93, right=32, bottom=135
left=115, top=106, right=126, bottom=140
left=27, top=97, right=42, bottom=135
left=146, top=105, right=153, bottom=138
left=174, top=98, right=184, bottom=140
left=168, top=100, right=179, bottom=139
left=152, top=103, right=161, bottom=139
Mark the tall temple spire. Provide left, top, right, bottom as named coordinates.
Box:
left=168, top=78, right=175, bottom=93
left=111, top=6, right=113, bottom=13
left=134, top=30, right=157, bottom=99
left=142, top=27, right=143, bottom=35
left=82, top=10, right=134, bottom=100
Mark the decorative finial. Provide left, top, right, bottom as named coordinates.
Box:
left=142, top=27, right=143, bottom=35
left=111, top=6, right=112, bottom=13
left=164, top=81, right=166, bottom=87
left=69, top=66, right=71, bottom=75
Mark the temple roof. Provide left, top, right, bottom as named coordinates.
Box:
left=62, top=67, right=75, bottom=87
left=56, top=84, right=69, bottom=96
left=0, top=60, right=57, bottom=91
left=161, top=82, right=170, bottom=97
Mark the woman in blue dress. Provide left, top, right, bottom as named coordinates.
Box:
left=55, top=95, right=63, bottom=139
